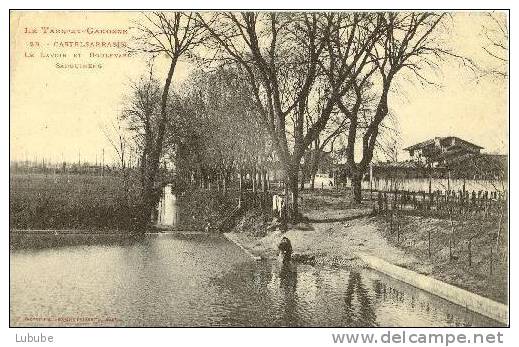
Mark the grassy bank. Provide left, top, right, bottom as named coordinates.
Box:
left=376, top=213, right=508, bottom=304
left=175, top=188, right=240, bottom=230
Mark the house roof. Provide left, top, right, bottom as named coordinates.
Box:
left=403, top=138, right=436, bottom=151
left=442, top=136, right=484, bottom=149
left=403, top=136, right=483, bottom=151
left=372, top=161, right=422, bottom=169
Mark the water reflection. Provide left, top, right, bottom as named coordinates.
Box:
left=10, top=234, right=504, bottom=327
left=279, top=262, right=297, bottom=294
left=343, top=271, right=377, bottom=327
left=10, top=233, right=144, bottom=252
left=213, top=261, right=503, bottom=327
left=278, top=262, right=298, bottom=325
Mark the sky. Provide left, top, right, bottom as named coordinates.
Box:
left=9, top=11, right=508, bottom=165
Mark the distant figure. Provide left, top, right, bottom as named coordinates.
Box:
left=278, top=237, right=293, bottom=263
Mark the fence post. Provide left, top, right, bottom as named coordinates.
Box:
left=490, top=246, right=494, bottom=277
left=428, top=228, right=431, bottom=258
left=390, top=205, right=394, bottom=234
left=396, top=188, right=401, bottom=242
left=397, top=216, right=400, bottom=242
left=449, top=237, right=453, bottom=261
left=378, top=191, right=383, bottom=213
left=458, top=190, right=463, bottom=214
left=495, top=204, right=503, bottom=256
left=448, top=194, right=456, bottom=262
left=468, top=238, right=472, bottom=267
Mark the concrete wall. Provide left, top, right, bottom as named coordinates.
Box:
left=358, top=253, right=508, bottom=325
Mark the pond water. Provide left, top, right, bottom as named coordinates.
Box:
left=10, top=233, right=502, bottom=327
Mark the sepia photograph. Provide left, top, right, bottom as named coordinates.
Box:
left=9, top=9, right=509, bottom=329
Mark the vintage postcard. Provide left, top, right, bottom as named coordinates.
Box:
left=9, top=10, right=508, bottom=330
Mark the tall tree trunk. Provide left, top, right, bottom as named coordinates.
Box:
left=290, top=172, right=299, bottom=221
left=284, top=163, right=300, bottom=222
left=300, top=166, right=305, bottom=190
left=352, top=171, right=363, bottom=204
left=238, top=167, right=244, bottom=208
left=262, top=169, right=268, bottom=192
left=222, top=170, right=227, bottom=194
left=310, top=150, right=321, bottom=191
left=139, top=57, right=178, bottom=230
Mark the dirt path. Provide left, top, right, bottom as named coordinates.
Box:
left=231, top=210, right=431, bottom=274
left=233, top=191, right=419, bottom=267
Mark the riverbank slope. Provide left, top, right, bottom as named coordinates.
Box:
left=229, top=190, right=508, bottom=304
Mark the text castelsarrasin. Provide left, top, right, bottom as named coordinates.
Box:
left=52, top=41, right=128, bottom=48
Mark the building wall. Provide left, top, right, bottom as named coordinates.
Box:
left=360, top=177, right=507, bottom=193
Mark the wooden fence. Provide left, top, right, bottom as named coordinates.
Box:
left=374, top=188, right=507, bottom=277
left=362, top=177, right=506, bottom=193
left=374, top=189, right=507, bottom=219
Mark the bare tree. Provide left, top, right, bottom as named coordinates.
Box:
left=305, top=101, right=350, bottom=190
left=175, top=67, right=271, bottom=196
left=101, top=116, right=129, bottom=171
left=335, top=13, right=452, bottom=203
left=131, top=12, right=206, bottom=228
left=121, top=66, right=161, bottom=189
left=480, top=12, right=508, bottom=79
left=197, top=12, right=382, bottom=220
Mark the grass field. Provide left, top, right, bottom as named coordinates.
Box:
left=10, top=173, right=241, bottom=232
left=9, top=173, right=141, bottom=231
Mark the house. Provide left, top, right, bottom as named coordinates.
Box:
left=404, top=136, right=483, bottom=166
left=364, top=136, right=506, bottom=185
